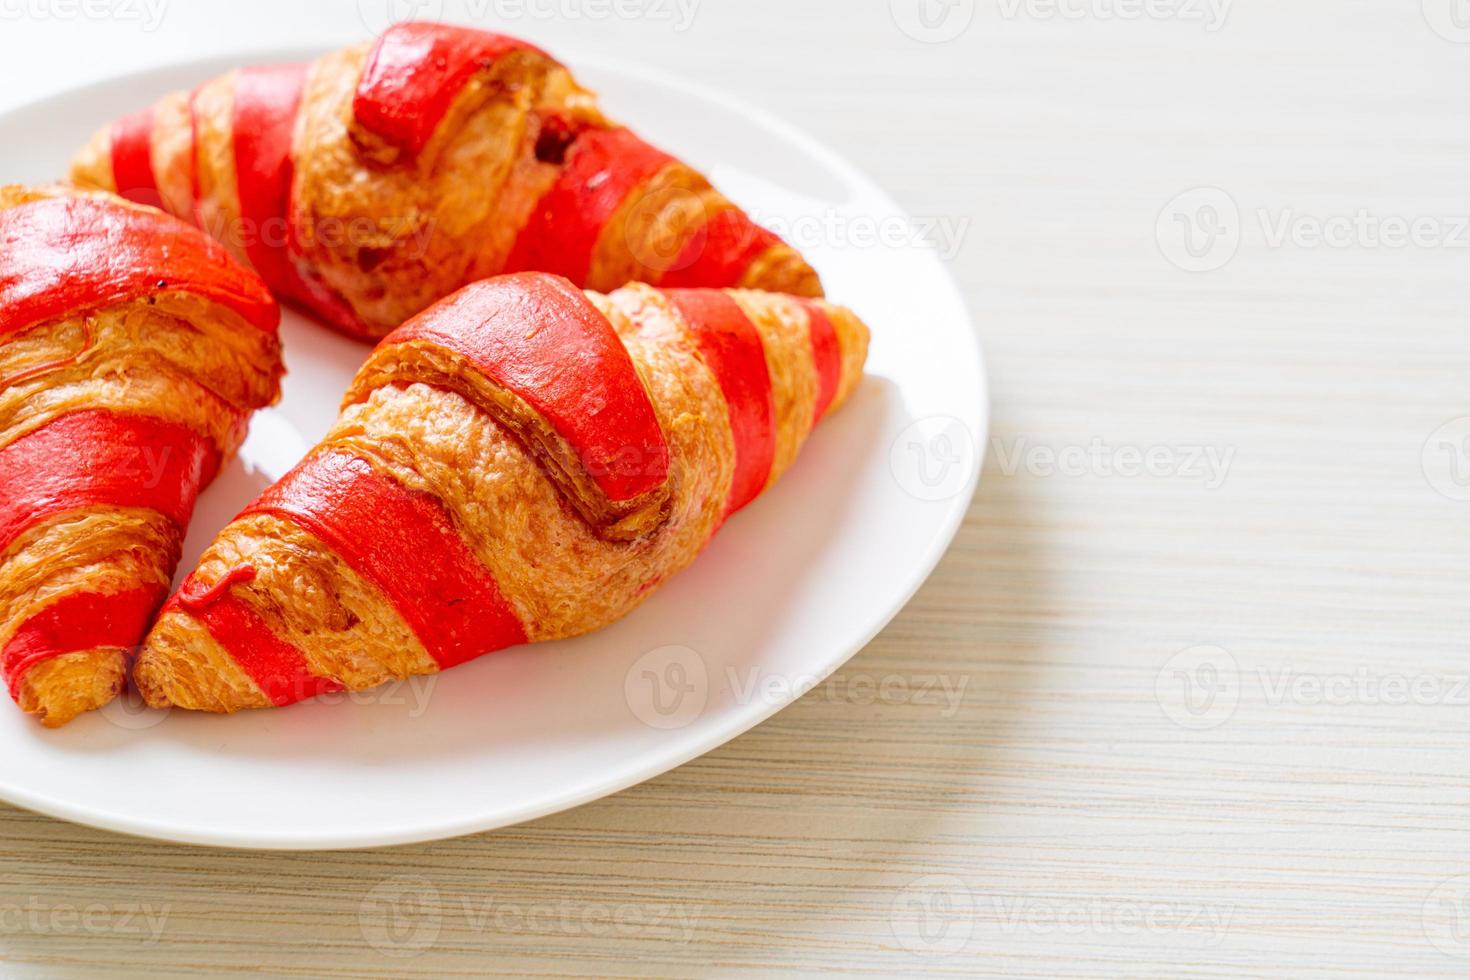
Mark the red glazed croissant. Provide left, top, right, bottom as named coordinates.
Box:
left=133, top=272, right=866, bottom=712
left=0, top=184, right=282, bottom=726
left=70, top=22, right=821, bottom=341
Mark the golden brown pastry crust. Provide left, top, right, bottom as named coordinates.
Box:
left=291, top=45, right=597, bottom=332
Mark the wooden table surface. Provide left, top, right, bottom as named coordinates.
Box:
left=4, top=1, right=1470, bottom=975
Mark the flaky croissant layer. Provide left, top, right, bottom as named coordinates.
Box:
left=134, top=273, right=868, bottom=713
left=71, top=22, right=822, bottom=340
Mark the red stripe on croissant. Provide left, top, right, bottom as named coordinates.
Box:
left=241, top=451, right=527, bottom=670
left=185, top=88, right=205, bottom=229
left=801, top=300, right=842, bottom=425
left=0, top=411, right=220, bottom=554
left=505, top=127, right=677, bottom=285
left=2, top=587, right=165, bottom=700
left=353, top=22, right=544, bottom=156
left=232, top=64, right=362, bottom=335
left=0, top=196, right=279, bottom=337
left=171, top=572, right=342, bottom=707
left=665, top=289, right=776, bottom=517
left=108, top=108, right=161, bottom=208
left=380, top=273, right=670, bottom=502
left=663, top=206, right=782, bottom=290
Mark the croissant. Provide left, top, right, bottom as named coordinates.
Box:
left=133, top=272, right=866, bottom=712
left=70, top=21, right=821, bottom=341
left=0, top=184, right=282, bottom=726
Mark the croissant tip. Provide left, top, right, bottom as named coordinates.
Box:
left=15, top=649, right=128, bottom=728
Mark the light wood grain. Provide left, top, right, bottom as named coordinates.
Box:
left=4, top=0, right=1470, bottom=975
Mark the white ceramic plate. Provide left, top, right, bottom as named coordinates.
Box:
left=0, top=48, right=986, bottom=849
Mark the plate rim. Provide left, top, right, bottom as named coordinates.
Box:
left=0, top=43, right=989, bottom=850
